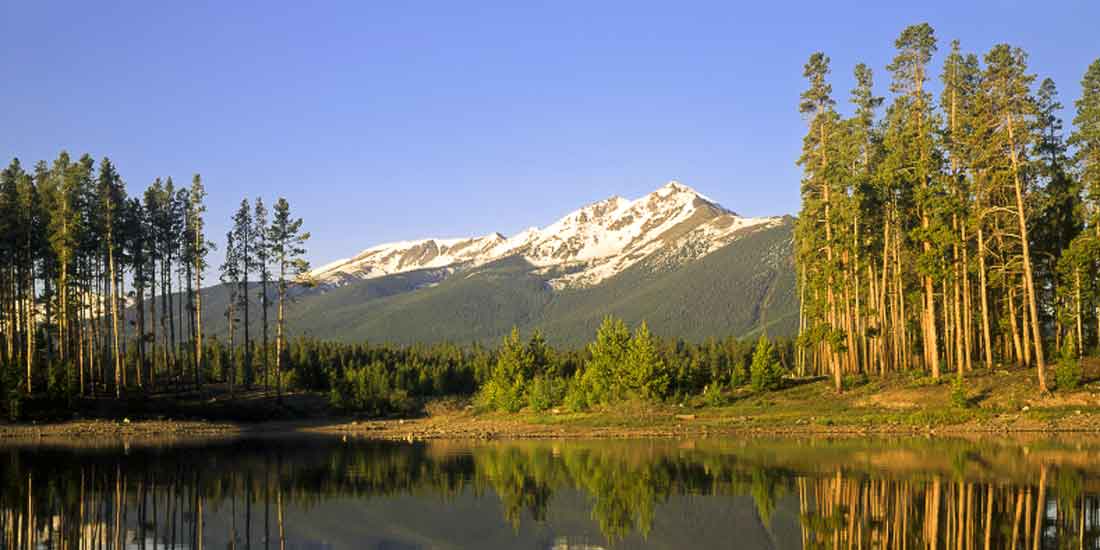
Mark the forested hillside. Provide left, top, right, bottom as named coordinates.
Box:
left=190, top=217, right=795, bottom=346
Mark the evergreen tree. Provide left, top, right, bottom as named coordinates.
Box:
left=750, top=334, right=783, bottom=392
left=219, top=230, right=240, bottom=394
left=254, top=197, right=272, bottom=390
left=189, top=175, right=212, bottom=389
left=625, top=321, right=668, bottom=400
left=795, top=51, right=844, bottom=392
left=886, top=23, right=943, bottom=380
left=97, top=158, right=126, bottom=397
left=581, top=316, right=631, bottom=405
left=984, top=43, right=1047, bottom=390
left=232, top=199, right=254, bottom=386
left=1069, top=58, right=1100, bottom=352
left=480, top=327, right=532, bottom=412
left=268, top=197, right=310, bottom=399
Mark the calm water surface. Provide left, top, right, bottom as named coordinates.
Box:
left=1, top=435, right=1099, bottom=549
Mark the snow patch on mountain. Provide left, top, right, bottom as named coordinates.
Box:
left=308, top=181, right=781, bottom=290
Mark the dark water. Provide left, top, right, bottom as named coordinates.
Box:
left=1, top=435, right=1099, bottom=549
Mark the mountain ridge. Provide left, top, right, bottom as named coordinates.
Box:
left=308, top=180, right=783, bottom=291
left=185, top=181, right=797, bottom=346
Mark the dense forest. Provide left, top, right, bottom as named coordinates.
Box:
left=0, top=155, right=309, bottom=416
left=795, top=23, right=1100, bottom=393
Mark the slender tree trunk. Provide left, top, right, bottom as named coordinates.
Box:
left=108, top=226, right=122, bottom=398
left=187, top=258, right=196, bottom=390
left=150, top=260, right=158, bottom=391
left=276, top=271, right=286, bottom=401
left=1022, top=277, right=1033, bottom=366
left=1007, top=110, right=1047, bottom=391
left=262, top=275, right=269, bottom=394
left=194, top=234, right=203, bottom=392
left=977, top=221, right=994, bottom=369
left=1009, top=286, right=1024, bottom=366
left=137, top=264, right=146, bottom=391
left=962, top=223, right=974, bottom=372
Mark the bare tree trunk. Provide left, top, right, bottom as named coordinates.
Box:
left=977, top=224, right=994, bottom=369
left=195, top=233, right=203, bottom=391
left=1009, top=286, right=1024, bottom=366
left=108, top=226, right=121, bottom=399
left=1007, top=111, right=1047, bottom=391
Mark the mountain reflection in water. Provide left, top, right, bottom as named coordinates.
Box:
left=1, top=436, right=1099, bottom=549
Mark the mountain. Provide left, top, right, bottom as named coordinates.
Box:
left=194, top=181, right=797, bottom=346
left=308, top=181, right=783, bottom=290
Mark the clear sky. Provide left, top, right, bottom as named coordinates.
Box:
left=3, top=1, right=1098, bottom=269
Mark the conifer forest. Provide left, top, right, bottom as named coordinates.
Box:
left=795, top=24, right=1100, bottom=394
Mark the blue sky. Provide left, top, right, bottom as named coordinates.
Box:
left=3, top=1, right=1098, bottom=268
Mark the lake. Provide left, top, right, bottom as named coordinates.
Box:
left=1, top=435, right=1098, bottom=549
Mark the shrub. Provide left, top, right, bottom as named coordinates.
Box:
left=843, top=373, right=868, bottom=390
left=527, top=375, right=564, bottom=412
left=703, top=381, right=727, bottom=407
left=730, top=359, right=748, bottom=388
left=1055, top=337, right=1082, bottom=391
left=563, top=373, right=590, bottom=412
left=1, top=366, right=23, bottom=420
left=950, top=376, right=969, bottom=408
left=750, top=335, right=784, bottom=392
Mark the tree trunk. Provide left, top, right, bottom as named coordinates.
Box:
left=108, top=237, right=121, bottom=398
left=1007, top=111, right=1047, bottom=391
left=1009, top=286, right=1024, bottom=366
left=977, top=222, right=994, bottom=369
left=194, top=233, right=203, bottom=391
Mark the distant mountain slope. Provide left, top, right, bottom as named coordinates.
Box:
left=183, top=182, right=797, bottom=346
left=307, top=181, right=781, bottom=291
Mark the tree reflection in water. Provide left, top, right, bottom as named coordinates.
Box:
left=1, top=436, right=1099, bottom=548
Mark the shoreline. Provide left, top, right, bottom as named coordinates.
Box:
left=4, top=366, right=1098, bottom=445
left=4, top=408, right=1100, bottom=445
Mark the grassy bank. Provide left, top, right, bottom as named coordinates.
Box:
left=3, top=360, right=1097, bottom=442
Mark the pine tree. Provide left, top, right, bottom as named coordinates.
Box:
left=97, top=158, right=126, bottom=398
left=232, top=199, right=254, bottom=387
left=254, top=198, right=272, bottom=391
left=481, top=327, right=532, bottom=412
left=581, top=316, right=631, bottom=404
left=267, top=197, right=310, bottom=399
left=626, top=321, right=668, bottom=400
left=1032, top=78, right=1083, bottom=351
left=189, top=175, right=211, bottom=390
left=984, top=44, right=1047, bottom=390
left=219, top=230, right=240, bottom=395
left=887, top=23, right=942, bottom=380
left=795, top=51, right=844, bottom=392
left=750, top=334, right=783, bottom=392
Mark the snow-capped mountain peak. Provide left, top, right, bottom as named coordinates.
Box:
left=309, top=181, right=781, bottom=289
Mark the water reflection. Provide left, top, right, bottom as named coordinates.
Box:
left=1, top=436, right=1099, bottom=548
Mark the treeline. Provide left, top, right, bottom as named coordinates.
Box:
left=0, top=153, right=309, bottom=415
left=796, top=23, right=1100, bottom=392
left=113, top=318, right=787, bottom=416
